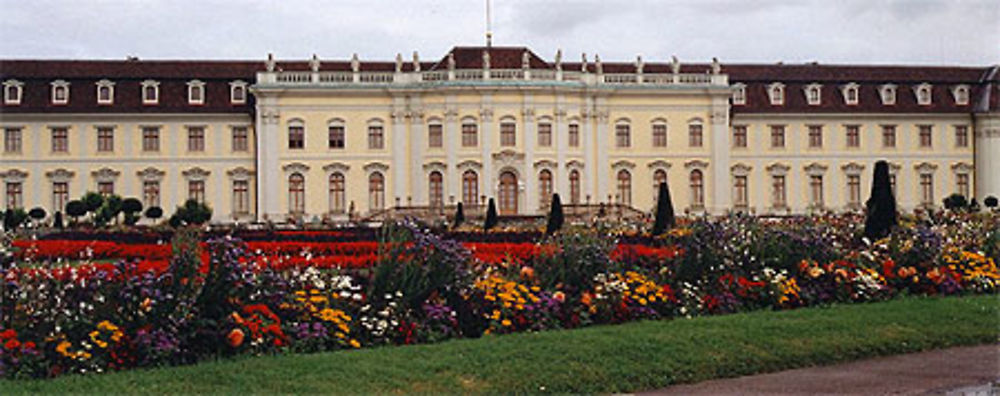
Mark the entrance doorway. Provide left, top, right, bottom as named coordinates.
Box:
left=498, top=171, right=518, bottom=215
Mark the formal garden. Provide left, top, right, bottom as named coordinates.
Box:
left=0, top=161, right=998, bottom=391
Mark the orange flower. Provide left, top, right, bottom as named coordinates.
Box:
left=520, top=266, right=535, bottom=280
left=581, top=292, right=593, bottom=306
left=553, top=291, right=565, bottom=303
left=227, top=328, right=245, bottom=348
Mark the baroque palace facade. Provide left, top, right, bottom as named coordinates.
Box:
left=1, top=46, right=998, bottom=223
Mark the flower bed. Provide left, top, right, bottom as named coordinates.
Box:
left=1, top=212, right=997, bottom=379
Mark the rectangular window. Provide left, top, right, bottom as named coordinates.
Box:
left=288, top=126, right=305, bottom=149
left=846, top=125, right=860, bottom=148
left=462, top=123, right=477, bottom=147
left=881, top=125, right=896, bottom=148
left=733, top=175, right=748, bottom=208
left=956, top=173, right=969, bottom=199
left=616, top=124, right=630, bottom=147
left=809, top=175, right=824, bottom=207
left=919, top=125, right=933, bottom=148
left=368, top=125, right=384, bottom=149
left=4, top=128, right=22, bottom=153
left=538, top=123, right=552, bottom=147
left=772, top=175, right=786, bottom=208
left=52, top=182, right=69, bottom=211
left=808, top=125, right=823, bottom=148
left=233, top=180, right=249, bottom=215
left=652, top=124, right=667, bottom=147
left=500, top=123, right=516, bottom=147
left=732, top=125, right=747, bottom=148
left=328, top=125, right=345, bottom=149
left=6, top=182, right=22, bottom=209
left=97, top=127, right=115, bottom=152
left=955, top=125, right=969, bottom=147
left=232, top=127, right=249, bottom=152
left=770, top=125, right=785, bottom=148
left=920, top=174, right=934, bottom=204
left=428, top=124, right=443, bottom=148
left=51, top=127, right=69, bottom=152
left=568, top=124, right=580, bottom=147
left=189, top=180, right=205, bottom=203
left=188, top=127, right=205, bottom=152
left=142, top=127, right=159, bottom=152
left=848, top=174, right=861, bottom=208
left=98, top=181, right=114, bottom=196
left=689, top=124, right=703, bottom=147
left=143, top=181, right=160, bottom=208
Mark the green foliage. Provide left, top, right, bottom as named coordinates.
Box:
left=545, top=193, right=564, bottom=235
left=121, top=198, right=143, bottom=225
left=170, top=200, right=213, bottom=227
left=145, top=206, right=164, bottom=220
left=943, top=193, right=968, bottom=212
left=865, top=160, right=898, bottom=240
left=53, top=211, right=64, bottom=229
left=985, top=196, right=998, bottom=209
left=652, top=182, right=675, bottom=236
left=3, top=208, right=27, bottom=231
left=81, top=191, right=104, bottom=213
left=65, top=200, right=86, bottom=220
left=532, top=229, right=616, bottom=293
left=27, top=207, right=46, bottom=220
left=484, top=198, right=498, bottom=231
left=453, top=202, right=464, bottom=229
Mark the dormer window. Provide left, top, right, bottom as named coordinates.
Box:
left=952, top=85, right=969, bottom=105
left=229, top=80, right=247, bottom=104
left=841, top=83, right=860, bottom=105
left=50, top=80, right=70, bottom=105
left=4, top=79, right=24, bottom=105
left=732, top=83, right=746, bottom=105
left=914, top=83, right=932, bottom=105
left=805, top=83, right=822, bottom=105
left=187, top=80, right=205, bottom=105
left=96, top=79, right=115, bottom=105
left=768, top=82, right=785, bottom=105
left=880, top=84, right=897, bottom=105
left=141, top=80, right=159, bottom=105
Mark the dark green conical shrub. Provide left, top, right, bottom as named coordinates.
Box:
left=545, top=193, right=564, bottom=235
left=652, top=182, right=675, bottom=236
left=453, top=202, right=465, bottom=229
left=864, top=160, right=898, bottom=240
left=484, top=198, right=498, bottom=231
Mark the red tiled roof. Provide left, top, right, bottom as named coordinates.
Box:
left=429, top=46, right=550, bottom=70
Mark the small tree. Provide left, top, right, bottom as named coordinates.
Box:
left=651, top=182, right=675, bottom=236
left=172, top=199, right=213, bottom=226
left=81, top=192, right=104, bottom=221
left=4, top=208, right=27, bottom=231
left=145, top=206, right=164, bottom=222
left=985, top=196, right=998, bottom=209
left=453, top=202, right=465, bottom=229
left=969, top=198, right=981, bottom=213
left=121, top=198, right=143, bottom=225
left=53, top=211, right=64, bottom=229
left=65, top=200, right=87, bottom=223
left=943, top=193, right=968, bottom=212
left=545, top=193, right=564, bottom=235
left=104, top=195, right=124, bottom=224
left=2, top=208, right=11, bottom=231
left=484, top=198, right=498, bottom=231
left=864, top=160, right=898, bottom=240
left=28, top=207, right=46, bottom=226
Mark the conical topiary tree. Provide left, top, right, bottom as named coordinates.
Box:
left=453, top=202, right=465, bottom=229
left=53, top=211, right=64, bottom=229
left=864, top=160, right=898, bottom=240
left=985, top=196, right=998, bottom=210
left=545, top=193, right=564, bottom=235
left=484, top=198, right=498, bottom=231
left=651, top=181, right=675, bottom=236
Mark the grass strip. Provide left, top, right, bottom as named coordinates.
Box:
left=5, top=295, right=998, bottom=394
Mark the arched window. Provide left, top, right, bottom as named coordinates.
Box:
left=429, top=171, right=444, bottom=208
left=653, top=169, right=667, bottom=201
left=369, top=172, right=385, bottom=211
left=569, top=170, right=580, bottom=205
left=462, top=170, right=478, bottom=206
left=538, top=169, right=553, bottom=208
left=690, top=169, right=704, bottom=208
left=329, top=172, right=345, bottom=214
left=617, top=170, right=631, bottom=206
left=143, top=85, right=157, bottom=103
left=289, top=173, right=305, bottom=214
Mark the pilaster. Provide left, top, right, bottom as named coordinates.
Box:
left=523, top=96, right=536, bottom=214
left=391, top=99, right=407, bottom=206
left=594, top=98, right=610, bottom=204
left=709, top=97, right=732, bottom=213
left=480, top=99, right=494, bottom=209
left=974, top=113, right=1000, bottom=201
left=255, top=99, right=281, bottom=221
left=555, top=98, right=568, bottom=200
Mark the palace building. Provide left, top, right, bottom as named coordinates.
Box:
left=1, top=46, right=998, bottom=223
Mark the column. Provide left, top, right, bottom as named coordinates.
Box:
left=555, top=97, right=568, bottom=198
left=391, top=103, right=407, bottom=206
left=974, top=113, right=1000, bottom=201
left=582, top=102, right=595, bottom=203
left=480, top=104, right=494, bottom=209
left=595, top=106, right=610, bottom=203
left=255, top=100, right=281, bottom=221
left=444, top=101, right=459, bottom=205
left=523, top=98, right=536, bottom=214
left=410, top=107, right=425, bottom=207
left=709, top=97, right=732, bottom=213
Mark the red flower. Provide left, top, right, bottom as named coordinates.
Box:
left=4, top=339, right=21, bottom=350
left=0, top=329, right=16, bottom=340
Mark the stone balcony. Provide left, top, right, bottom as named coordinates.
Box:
left=256, top=69, right=728, bottom=87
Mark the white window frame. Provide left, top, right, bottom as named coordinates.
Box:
left=95, top=79, right=115, bottom=105
left=914, top=83, right=932, bottom=106
left=3, top=79, right=23, bottom=105
left=841, top=82, right=859, bottom=105
left=229, top=80, right=247, bottom=104
left=951, top=84, right=969, bottom=106
left=141, top=80, right=160, bottom=105
left=187, top=79, right=206, bottom=105
left=880, top=84, right=897, bottom=105
left=768, top=82, right=785, bottom=105
left=804, top=83, right=822, bottom=106
left=732, top=83, right=746, bottom=105
left=50, top=80, right=70, bottom=105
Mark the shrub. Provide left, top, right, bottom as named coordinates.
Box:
left=3, top=208, right=28, bottom=231
left=122, top=198, right=143, bottom=225
left=28, top=207, right=46, bottom=221
left=652, top=182, right=675, bottom=236
left=546, top=194, right=564, bottom=235
left=53, top=211, right=64, bottom=229
left=484, top=198, right=498, bottom=231
left=986, top=196, right=998, bottom=209
left=943, top=193, right=968, bottom=212
left=864, top=160, right=898, bottom=240
left=65, top=200, right=87, bottom=221
left=171, top=199, right=213, bottom=226
left=145, top=206, right=164, bottom=221
left=453, top=202, right=464, bottom=229
left=81, top=191, right=104, bottom=216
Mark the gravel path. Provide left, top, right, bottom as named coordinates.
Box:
left=643, top=344, right=999, bottom=395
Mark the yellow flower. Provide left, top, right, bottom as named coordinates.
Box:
left=349, top=339, right=361, bottom=348
left=501, top=319, right=512, bottom=327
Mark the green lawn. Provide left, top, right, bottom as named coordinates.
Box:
left=5, top=295, right=998, bottom=394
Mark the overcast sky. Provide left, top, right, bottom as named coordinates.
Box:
left=1, top=0, right=997, bottom=66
